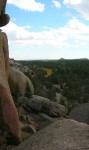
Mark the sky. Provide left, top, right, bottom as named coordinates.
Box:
left=1, top=0, right=89, bottom=60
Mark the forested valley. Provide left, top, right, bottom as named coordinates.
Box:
left=18, top=58, right=89, bottom=112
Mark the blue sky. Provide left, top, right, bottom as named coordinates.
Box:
left=1, top=0, right=89, bottom=60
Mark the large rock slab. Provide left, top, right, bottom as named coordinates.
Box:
left=68, top=103, right=89, bottom=124
left=13, top=119, right=89, bottom=150
left=18, top=95, right=67, bottom=117
left=0, top=30, right=20, bottom=144
left=0, top=85, right=20, bottom=144
left=32, top=95, right=67, bottom=117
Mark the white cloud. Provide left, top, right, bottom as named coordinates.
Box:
left=64, top=0, right=81, bottom=5
left=52, top=0, right=61, bottom=8
left=2, top=18, right=89, bottom=49
left=7, top=0, right=45, bottom=12
left=63, top=0, right=89, bottom=20
left=2, top=22, right=32, bottom=41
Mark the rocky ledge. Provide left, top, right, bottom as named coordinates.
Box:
left=13, top=119, right=89, bottom=150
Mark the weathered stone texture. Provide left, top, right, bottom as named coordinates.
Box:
left=9, top=67, right=34, bottom=96
left=13, top=119, right=89, bottom=150
left=0, top=30, right=20, bottom=144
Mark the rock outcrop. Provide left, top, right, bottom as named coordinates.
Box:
left=0, top=30, right=20, bottom=144
left=0, top=0, right=10, bottom=27
left=0, top=85, right=20, bottom=144
left=10, top=59, right=29, bottom=73
left=68, top=103, right=89, bottom=124
left=31, top=95, right=67, bottom=117
left=13, top=119, right=89, bottom=150
left=18, top=95, right=67, bottom=117
left=9, top=67, right=34, bottom=96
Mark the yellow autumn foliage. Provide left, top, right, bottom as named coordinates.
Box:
left=42, top=68, right=53, bottom=77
